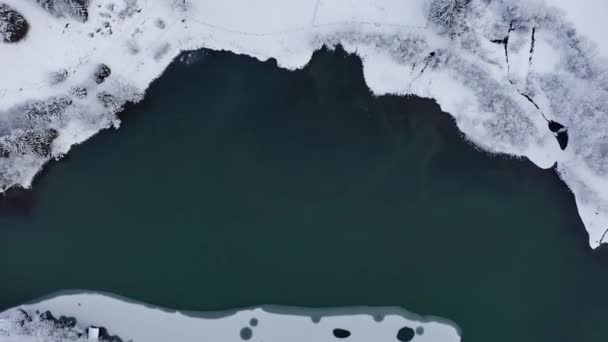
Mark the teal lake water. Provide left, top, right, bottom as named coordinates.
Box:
left=2, top=48, right=608, bottom=341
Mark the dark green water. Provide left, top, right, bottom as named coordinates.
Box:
left=2, top=48, right=608, bottom=341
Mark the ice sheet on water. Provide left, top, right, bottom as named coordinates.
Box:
left=0, top=291, right=461, bottom=342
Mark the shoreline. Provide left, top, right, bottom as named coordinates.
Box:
left=0, top=47, right=600, bottom=258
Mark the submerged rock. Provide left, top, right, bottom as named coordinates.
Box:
left=0, top=4, right=29, bottom=43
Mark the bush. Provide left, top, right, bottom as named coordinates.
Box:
left=0, top=4, right=29, bottom=43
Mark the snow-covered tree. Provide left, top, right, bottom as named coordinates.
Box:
left=33, top=0, right=90, bottom=22
left=429, top=0, right=469, bottom=32
left=0, top=309, right=124, bottom=342
left=0, top=4, right=29, bottom=43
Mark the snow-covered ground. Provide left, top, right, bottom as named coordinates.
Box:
left=550, top=0, right=608, bottom=57
left=0, top=1, right=607, bottom=243
left=0, top=292, right=461, bottom=342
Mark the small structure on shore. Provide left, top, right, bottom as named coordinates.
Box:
left=88, top=326, right=100, bottom=341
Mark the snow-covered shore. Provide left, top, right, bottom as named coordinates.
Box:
left=0, top=291, right=461, bottom=342
left=1, top=0, right=608, bottom=248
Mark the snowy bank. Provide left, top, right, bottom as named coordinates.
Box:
left=0, top=291, right=461, bottom=342
left=1, top=0, right=608, bottom=247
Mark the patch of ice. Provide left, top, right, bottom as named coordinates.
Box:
left=0, top=291, right=461, bottom=342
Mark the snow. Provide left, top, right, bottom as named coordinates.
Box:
left=314, top=0, right=428, bottom=27
left=0, top=1, right=607, bottom=247
left=506, top=29, right=533, bottom=87
left=188, top=0, right=317, bottom=33
left=0, top=292, right=461, bottom=342
left=550, top=0, right=608, bottom=58
left=528, top=30, right=560, bottom=74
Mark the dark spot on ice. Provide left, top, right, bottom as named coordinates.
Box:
left=373, top=314, right=384, bottom=322
left=249, top=318, right=258, bottom=327
left=311, top=316, right=321, bottom=323
left=529, top=27, right=536, bottom=63
left=397, top=327, right=416, bottom=341
left=240, top=327, right=253, bottom=340
left=154, top=43, right=171, bottom=61
left=155, top=18, right=166, bottom=29
left=548, top=121, right=568, bottom=150
left=333, top=328, right=351, bottom=339
left=556, top=130, right=568, bottom=150
left=415, top=326, right=424, bottom=335
left=548, top=120, right=565, bottom=132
